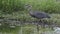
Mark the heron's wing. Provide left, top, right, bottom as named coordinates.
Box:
left=33, top=12, right=50, bottom=18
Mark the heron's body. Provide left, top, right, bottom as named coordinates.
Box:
left=29, top=11, right=50, bottom=19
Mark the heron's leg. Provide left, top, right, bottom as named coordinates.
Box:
left=40, top=19, right=45, bottom=28
left=38, top=19, right=42, bottom=28
left=37, top=19, right=43, bottom=33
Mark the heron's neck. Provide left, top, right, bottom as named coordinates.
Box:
left=27, top=7, right=34, bottom=14
left=29, top=10, right=34, bottom=15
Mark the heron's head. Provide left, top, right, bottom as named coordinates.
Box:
left=24, top=4, right=32, bottom=11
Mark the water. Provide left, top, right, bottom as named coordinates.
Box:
left=0, top=19, right=60, bottom=34
left=41, top=27, right=60, bottom=34
left=0, top=25, right=60, bottom=34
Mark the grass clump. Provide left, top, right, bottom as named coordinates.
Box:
left=0, top=0, right=60, bottom=13
left=0, top=0, right=24, bottom=14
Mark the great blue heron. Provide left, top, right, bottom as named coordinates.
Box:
left=24, top=4, right=51, bottom=33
